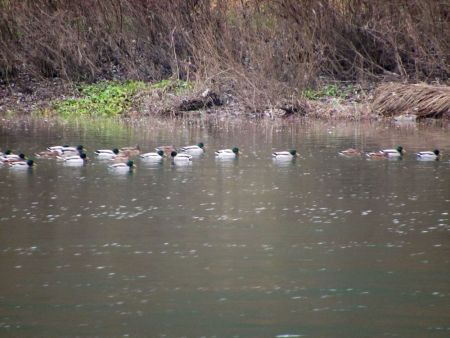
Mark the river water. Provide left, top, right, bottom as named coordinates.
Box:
left=0, top=118, right=449, bottom=337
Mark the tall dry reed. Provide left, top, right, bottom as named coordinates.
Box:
left=0, top=0, right=448, bottom=95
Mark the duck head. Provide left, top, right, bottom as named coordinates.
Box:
left=126, top=160, right=135, bottom=168
left=157, top=150, right=165, bottom=157
left=198, top=142, right=205, bottom=149
left=396, top=146, right=404, bottom=154
left=232, top=147, right=239, bottom=154
left=289, top=150, right=297, bottom=156
left=113, top=148, right=119, bottom=155
left=433, top=149, right=440, bottom=156
left=27, top=159, right=34, bottom=167
left=171, top=151, right=178, bottom=157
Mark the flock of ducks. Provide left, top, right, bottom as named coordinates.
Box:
left=339, top=146, right=441, bottom=160
left=0, top=143, right=242, bottom=171
left=0, top=142, right=442, bottom=171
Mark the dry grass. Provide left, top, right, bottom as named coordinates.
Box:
left=0, top=0, right=449, bottom=118
left=372, top=83, right=450, bottom=118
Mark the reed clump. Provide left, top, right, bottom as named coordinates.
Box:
left=372, top=83, right=450, bottom=119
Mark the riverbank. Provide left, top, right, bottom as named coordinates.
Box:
left=2, top=77, right=450, bottom=122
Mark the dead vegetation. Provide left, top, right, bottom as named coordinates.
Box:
left=372, top=83, right=450, bottom=119
left=0, top=1, right=449, bottom=118
left=1, top=1, right=448, bottom=84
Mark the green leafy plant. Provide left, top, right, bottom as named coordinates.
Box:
left=149, top=79, right=192, bottom=93
left=55, top=81, right=146, bottom=118
left=303, top=84, right=345, bottom=100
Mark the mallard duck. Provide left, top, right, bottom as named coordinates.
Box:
left=171, top=151, right=192, bottom=163
left=338, top=148, right=362, bottom=157
left=109, top=160, right=136, bottom=171
left=1, top=153, right=26, bottom=163
left=179, top=142, right=205, bottom=155
left=111, top=153, right=129, bottom=163
left=417, top=149, right=440, bottom=160
left=119, top=145, right=140, bottom=157
left=46, top=145, right=69, bottom=152
left=58, top=152, right=87, bottom=165
left=272, top=150, right=297, bottom=160
left=95, top=148, right=119, bottom=159
left=215, top=147, right=239, bottom=159
left=47, top=145, right=84, bottom=154
left=35, top=149, right=61, bottom=158
left=140, top=150, right=165, bottom=161
left=366, top=146, right=405, bottom=159
left=8, top=159, right=34, bottom=169
left=155, top=145, right=176, bottom=155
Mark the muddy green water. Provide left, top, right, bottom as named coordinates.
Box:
left=0, top=118, right=449, bottom=337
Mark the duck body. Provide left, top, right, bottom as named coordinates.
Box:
left=215, top=147, right=239, bottom=159
left=417, top=150, right=440, bottom=161
left=58, top=153, right=87, bottom=165
left=35, top=150, right=60, bottom=158
left=47, top=145, right=84, bottom=154
left=95, top=148, right=119, bottom=159
left=119, top=146, right=140, bottom=157
left=366, top=146, right=405, bottom=159
left=338, top=148, right=362, bottom=157
left=180, top=143, right=205, bottom=156
left=109, top=160, right=136, bottom=171
left=1, top=153, right=26, bottom=163
left=272, top=150, right=296, bottom=160
left=171, top=151, right=192, bottom=163
left=155, top=145, right=176, bottom=156
left=8, top=159, right=34, bottom=169
left=140, top=150, right=164, bottom=161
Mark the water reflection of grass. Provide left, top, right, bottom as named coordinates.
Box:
left=64, top=118, right=130, bottom=138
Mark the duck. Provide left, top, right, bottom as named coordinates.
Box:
left=155, top=145, right=177, bottom=155
left=171, top=151, right=192, bottom=163
left=140, top=150, right=165, bottom=161
left=46, top=144, right=69, bottom=153
left=57, top=152, right=87, bottom=165
left=119, top=145, right=140, bottom=157
left=109, top=160, right=136, bottom=171
left=366, top=146, right=405, bottom=159
left=35, top=149, right=61, bottom=158
left=8, top=159, right=35, bottom=169
left=1, top=153, right=26, bottom=163
left=94, top=148, right=119, bottom=159
left=179, top=142, right=205, bottom=155
left=338, top=148, right=362, bottom=157
left=61, top=145, right=85, bottom=156
left=215, top=147, right=240, bottom=159
left=416, top=149, right=440, bottom=160
left=111, top=153, right=130, bottom=163
left=272, top=150, right=297, bottom=160
left=47, top=145, right=84, bottom=154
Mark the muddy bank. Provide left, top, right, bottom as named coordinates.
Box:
left=0, top=78, right=448, bottom=121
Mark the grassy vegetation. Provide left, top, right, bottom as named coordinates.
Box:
left=38, top=79, right=193, bottom=118
left=54, top=81, right=146, bottom=118
left=303, top=85, right=347, bottom=100
left=149, top=79, right=193, bottom=93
